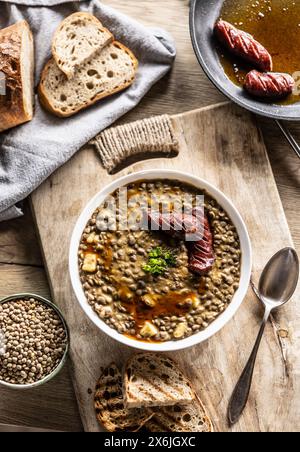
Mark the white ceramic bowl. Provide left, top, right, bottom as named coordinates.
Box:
left=69, top=170, right=252, bottom=352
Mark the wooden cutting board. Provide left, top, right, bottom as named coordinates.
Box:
left=30, top=103, right=300, bottom=432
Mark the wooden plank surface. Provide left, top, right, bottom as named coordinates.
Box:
left=0, top=0, right=299, bottom=432
left=30, top=103, right=300, bottom=432
left=0, top=362, right=81, bottom=432
left=0, top=203, right=42, bottom=267
left=0, top=424, right=60, bottom=433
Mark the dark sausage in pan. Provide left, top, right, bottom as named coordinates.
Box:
left=244, top=70, right=295, bottom=98
left=214, top=20, right=273, bottom=72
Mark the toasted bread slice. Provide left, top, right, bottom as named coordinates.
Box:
left=52, top=12, right=113, bottom=79
left=144, top=395, right=214, bottom=432
left=124, top=353, right=195, bottom=409
left=39, top=41, right=138, bottom=117
left=94, top=363, right=153, bottom=432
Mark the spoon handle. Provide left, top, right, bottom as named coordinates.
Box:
left=228, top=307, right=272, bottom=426
left=275, top=120, right=300, bottom=159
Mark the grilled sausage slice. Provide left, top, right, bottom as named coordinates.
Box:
left=188, top=209, right=215, bottom=276
left=148, top=211, right=202, bottom=241
left=147, top=210, right=215, bottom=275
left=244, top=70, right=295, bottom=98
left=214, top=20, right=273, bottom=72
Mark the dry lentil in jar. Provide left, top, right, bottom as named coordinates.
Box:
left=78, top=180, right=241, bottom=342
left=0, top=298, right=67, bottom=385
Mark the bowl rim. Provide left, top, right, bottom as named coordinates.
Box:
left=69, top=169, right=252, bottom=352
left=0, top=293, right=69, bottom=390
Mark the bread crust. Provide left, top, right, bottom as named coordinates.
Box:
left=0, top=21, right=34, bottom=133
left=194, top=393, right=214, bottom=433
left=52, top=12, right=113, bottom=79
left=39, top=41, right=138, bottom=118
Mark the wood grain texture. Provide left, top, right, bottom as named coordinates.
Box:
left=1, top=0, right=299, bottom=432
left=257, top=117, right=300, bottom=248
left=30, top=103, right=300, bottom=432
left=0, top=202, right=42, bottom=266
left=0, top=424, right=60, bottom=432
left=0, top=364, right=82, bottom=432
left=0, top=264, right=49, bottom=299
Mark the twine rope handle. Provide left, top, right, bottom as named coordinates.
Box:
left=90, top=115, right=179, bottom=173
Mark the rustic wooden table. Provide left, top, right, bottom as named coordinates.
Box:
left=0, top=0, right=299, bottom=432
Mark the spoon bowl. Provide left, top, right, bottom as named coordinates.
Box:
left=259, top=247, right=299, bottom=309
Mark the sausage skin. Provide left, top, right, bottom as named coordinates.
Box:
left=244, top=70, right=295, bottom=98
left=148, top=209, right=215, bottom=275
left=188, top=209, right=215, bottom=276
left=214, top=20, right=273, bottom=72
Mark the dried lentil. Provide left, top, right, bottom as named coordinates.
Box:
left=0, top=298, right=67, bottom=385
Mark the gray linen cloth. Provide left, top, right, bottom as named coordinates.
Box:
left=0, top=0, right=176, bottom=221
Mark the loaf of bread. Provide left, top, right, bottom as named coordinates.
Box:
left=52, top=12, right=113, bottom=79
left=39, top=41, right=138, bottom=117
left=124, top=353, right=195, bottom=408
left=0, top=21, right=34, bottom=133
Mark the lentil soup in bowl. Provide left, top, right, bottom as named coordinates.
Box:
left=70, top=170, right=252, bottom=352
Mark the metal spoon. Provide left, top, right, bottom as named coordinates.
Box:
left=228, top=247, right=299, bottom=426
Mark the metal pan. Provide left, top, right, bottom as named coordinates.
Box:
left=190, top=0, right=300, bottom=158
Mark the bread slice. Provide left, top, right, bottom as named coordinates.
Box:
left=144, top=394, right=213, bottom=432
left=52, top=12, right=113, bottom=79
left=39, top=41, right=138, bottom=117
left=124, top=353, right=195, bottom=409
left=94, top=363, right=153, bottom=432
left=0, top=21, right=34, bottom=133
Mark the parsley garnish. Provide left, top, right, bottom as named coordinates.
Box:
left=143, top=247, right=177, bottom=276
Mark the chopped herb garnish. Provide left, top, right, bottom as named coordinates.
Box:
left=143, top=247, right=177, bottom=276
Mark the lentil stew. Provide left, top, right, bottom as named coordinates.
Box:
left=78, top=180, right=241, bottom=343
